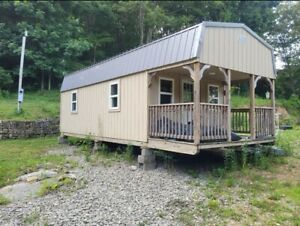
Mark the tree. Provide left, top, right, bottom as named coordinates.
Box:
left=0, top=67, right=13, bottom=91
left=267, top=2, right=300, bottom=98
left=0, top=1, right=91, bottom=90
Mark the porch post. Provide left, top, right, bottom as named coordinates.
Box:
left=227, top=69, right=232, bottom=142
left=271, top=79, right=276, bottom=136
left=193, top=63, right=201, bottom=145
left=250, top=74, right=256, bottom=139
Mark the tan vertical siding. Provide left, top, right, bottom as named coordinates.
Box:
left=60, top=72, right=148, bottom=142
left=200, top=27, right=274, bottom=78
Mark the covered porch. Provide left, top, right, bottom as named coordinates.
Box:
left=147, top=62, right=275, bottom=151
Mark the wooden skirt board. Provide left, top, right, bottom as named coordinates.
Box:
left=62, top=132, right=274, bottom=155
left=198, top=138, right=275, bottom=150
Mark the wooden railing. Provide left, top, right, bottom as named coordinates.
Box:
left=200, top=103, right=229, bottom=141
left=231, top=107, right=274, bottom=137
left=148, top=103, right=194, bottom=140
left=148, top=104, right=274, bottom=142
left=255, top=107, right=274, bottom=137
left=231, top=108, right=250, bottom=133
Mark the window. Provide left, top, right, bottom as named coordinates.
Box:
left=182, top=80, right=194, bottom=102
left=109, top=80, right=120, bottom=110
left=71, top=90, right=77, bottom=113
left=208, top=85, right=219, bottom=104
left=159, top=78, right=174, bottom=104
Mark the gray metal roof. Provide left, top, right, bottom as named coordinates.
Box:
left=61, top=21, right=275, bottom=92
left=61, top=24, right=203, bottom=92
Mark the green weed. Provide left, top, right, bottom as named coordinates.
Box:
left=0, top=194, right=10, bottom=205
left=37, top=180, right=60, bottom=196
left=24, top=211, right=40, bottom=225
left=207, top=199, right=219, bottom=209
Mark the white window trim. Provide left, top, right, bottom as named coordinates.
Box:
left=208, top=84, right=220, bottom=104
left=71, top=90, right=78, bottom=113
left=181, top=79, right=193, bottom=103
left=109, top=80, right=120, bottom=111
left=159, top=77, right=174, bottom=104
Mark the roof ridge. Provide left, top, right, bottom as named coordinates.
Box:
left=64, top=23, right=202, bottom=78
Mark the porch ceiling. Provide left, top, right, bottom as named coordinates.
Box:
left=155, top=64, right=251, bottom=83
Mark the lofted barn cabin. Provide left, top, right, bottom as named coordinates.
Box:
left=60, top=21, right=276, bottom=155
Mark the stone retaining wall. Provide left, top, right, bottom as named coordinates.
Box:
left=0, top=118, right=59, bottom=139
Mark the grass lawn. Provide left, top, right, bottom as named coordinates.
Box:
left=179, top=127, right=300, bottom=225
left=0, top=136, right=66, bottom=187
left=0, top=90, right=60, bottom=120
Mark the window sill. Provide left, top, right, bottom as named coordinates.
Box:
left=108, top=108, right=120, bottom=113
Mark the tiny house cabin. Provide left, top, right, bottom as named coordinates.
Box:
left=60, top=22, right=276, bottom=155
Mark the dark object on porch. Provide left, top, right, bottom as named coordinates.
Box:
left=231, top=132, right=242, bottom=141
left=279, top=125, right=293, bottom=130
left=156, top=117, right=242, bottom=142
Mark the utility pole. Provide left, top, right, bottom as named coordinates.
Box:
left=17, top=30, right=28, bottom=113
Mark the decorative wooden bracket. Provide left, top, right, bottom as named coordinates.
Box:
left=265, top=78, right=273, bottom=91
left=254, top=76, right=273, bottom=91
left=200, top=64, right=211, bottom=80
left=183, top=63, right=211, bottom=81
left=182, top=65, right=196, bottom=81
left=254, top=76, right=262, bottom=88
left=219, top=67, right=229, bottom=85
left=148, top=72, right=157, bottom=87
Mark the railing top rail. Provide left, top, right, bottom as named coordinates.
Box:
left=200, top=102, right=229, bottom=107
left=231, top=108, right=250, bottom=112
left=149, top=102, right=230, bottom=107
left=255, top=106, right=273, bottom=110
left=149, top=102, right=194, bottom=107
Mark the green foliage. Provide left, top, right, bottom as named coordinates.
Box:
left=224, top=149, right=239, bottom=171
left=124, top=144, right=135, bottom=162
left=0, top=66, right=12, bottom=91
left=0, top=1, right=282, bottom=92
left=276, top=127, right=300, bottom=156
left=154, top=150, right=175, bottom=170
left=67, top=136, right=83, bottom=146
left=0, top=90, right=59, bottom=120
left=0, top=194, right=10, bottom=205
left=181, top=127, right=300, bottom=226
left=207, top=199, right=219, bottom=210
left=0, top=136, right=66, bottom=187
left=37, top=180, right=59, bottom=196
left=267, top=2, right=300, bottom=99
left=24, top=211, right=40, bottom=224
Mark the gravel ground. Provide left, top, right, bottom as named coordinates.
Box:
left=0, top=147, right=205, bottom=226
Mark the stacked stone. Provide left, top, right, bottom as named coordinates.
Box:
left=0, top=118, right=59, bottom=140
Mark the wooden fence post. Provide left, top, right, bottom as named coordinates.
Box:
left=193, top=63, right=201, bottom=145
left=227, top=69, right=231, bottom=141
left=250, top=74, right=256, bottom=139
left=271, top=79, right=276, bottom=136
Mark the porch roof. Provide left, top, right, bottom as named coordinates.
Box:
left=61, top=22, right=276, bottom=92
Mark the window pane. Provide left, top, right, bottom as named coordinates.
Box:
left=160, top=79, right=172, bottom=93
left=72, top=92, right=76, bottom=101
left=183, top=83, right=193, bottom=102
left=160, top=94, right=172, bottom=104
left=111, top=97, right=118, bottom=108
left=72, top=102, right=77, bottom=111
left=208, top=86, right=219, bottom=104
left=111, top=84, right=118, bottom=95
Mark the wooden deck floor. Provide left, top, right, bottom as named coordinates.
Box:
left=148, top=137, right=275, bottom=155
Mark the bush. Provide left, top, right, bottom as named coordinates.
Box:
left=0, top=67, right=13, bottom=91
left=276, top=133, right=293, bottom=156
